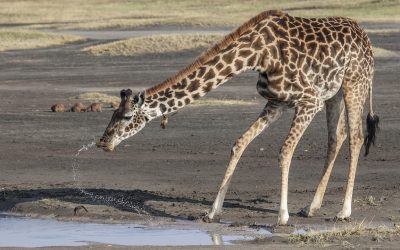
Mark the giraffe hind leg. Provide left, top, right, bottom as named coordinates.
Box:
left=335, top=80, right=368, bottom=220
left=204, top=103, right=284, bottom=222
left=300, top=90, right=347, bottom=217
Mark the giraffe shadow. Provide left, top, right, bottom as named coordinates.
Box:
left=222, top=199, right=279, bottom=215
left=0, top=188, right=280, bottom=221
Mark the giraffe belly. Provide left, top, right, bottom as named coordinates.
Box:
left=312, top=75, right=343, bottom=101
left=309, top=65, right=345, bottom=101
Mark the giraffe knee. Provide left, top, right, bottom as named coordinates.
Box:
left=231, top=145, right=238, bottom=156
left=231, top=142, right=242, bottom=156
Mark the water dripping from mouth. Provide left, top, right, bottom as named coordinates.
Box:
left=71, top=141, right=151, bottom=220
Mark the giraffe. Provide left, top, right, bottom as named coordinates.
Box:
left=96, top=10, right=379, bottom=225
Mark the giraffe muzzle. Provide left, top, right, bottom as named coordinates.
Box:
left=96, top=138, right=114, bottom=152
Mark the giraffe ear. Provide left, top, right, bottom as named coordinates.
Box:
left=120, top=89, right=126, bottom=99
left=133, top=91, right=145, bottom=107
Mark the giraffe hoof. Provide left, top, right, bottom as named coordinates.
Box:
left=201, top=214, right=220, bottom=223
left=277, top=210, right=289, bottom=225
left=333, top=216, right=352, bottom=222
left=334, top=209, right=352, bottom=222
left=298, top=209, right=311, bottom=217
left=298, top=206, right=316, bottom=217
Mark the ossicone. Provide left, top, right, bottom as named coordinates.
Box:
left=120, top=89, right=133, bottom=99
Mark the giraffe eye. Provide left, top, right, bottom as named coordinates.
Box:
left=123, top=116, right=132, bottom=120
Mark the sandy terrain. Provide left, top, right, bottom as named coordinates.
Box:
left=0, top=26, right=399, bottom=248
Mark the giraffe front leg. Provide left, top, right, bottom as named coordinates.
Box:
left=204, top=104, right=283, bottom=222
left=278, top=102, right=321, bottom=225
left=301, top=92, right=347, bottom=217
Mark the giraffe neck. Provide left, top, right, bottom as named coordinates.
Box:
left=140, top=10, right=285, bottom=120
left=142, top=55, right=246, bottom=119
left=142, top=33, right=273, bottom=120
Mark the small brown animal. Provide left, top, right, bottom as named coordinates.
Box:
left=70, top=102, right=86, bottom=112
left=110, top=101, right=120, bottom=110
left=86, top=102, right=102, bottom=112
left=51, top=103, right=65, bottom=112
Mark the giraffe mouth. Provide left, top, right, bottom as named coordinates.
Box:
left=96, top=138, right=115, bottom=152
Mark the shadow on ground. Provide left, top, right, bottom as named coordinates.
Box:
left=0, top=188, right=281, bottom=221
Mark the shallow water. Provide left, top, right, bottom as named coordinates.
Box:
left=0, top=214, right=262, bottom=247
left=71, top=142, right=151, bottom=219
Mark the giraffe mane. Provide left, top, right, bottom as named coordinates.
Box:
left=145, top=10, right=285, bottom=96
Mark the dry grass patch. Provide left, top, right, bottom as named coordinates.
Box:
left=366, top=28, right=400, bottom=34
left=85, top=36, right=398, bottom=60
left=289, top=223, right=400, bottom=245
left=0, top=29, right=82, bottom=51
left=354, top=195, right=384, bottom=206
left=192, top=98, right=255, bottom=106
left=33, top=198, right=67, bottom=209
left=1, top=0, right=398, bottom=30
left=73, top=92, right=119, bottom=103
left=83, top=33, right=224, bottom=56
left=373, top=47, right=399, bottom=58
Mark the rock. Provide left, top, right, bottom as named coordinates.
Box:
left=51, top=103, right=65, bottom=112
left=86, top=102, right=102, bottom=112
left=70, top=102, right=86, bottom=112
left=110, top=101, right=120, bottom=110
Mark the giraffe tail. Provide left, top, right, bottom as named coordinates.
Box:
left=364, top=85, right=379, bottom=156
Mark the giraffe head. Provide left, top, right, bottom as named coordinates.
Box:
left=96, top=89, right=147, bottom=151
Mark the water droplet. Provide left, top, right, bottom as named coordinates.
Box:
left=71, top=141, right=151, bottom=220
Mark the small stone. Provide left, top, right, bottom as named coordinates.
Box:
left=51, top=103, right=65, bottom=112
left=110, top=101, right=120, bottom=109
left=70, top=102, right=86, bottom=112
left=86, top=102, right=102, bottom=112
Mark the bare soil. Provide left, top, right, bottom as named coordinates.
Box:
left=0, top=26, right=399, bottom=248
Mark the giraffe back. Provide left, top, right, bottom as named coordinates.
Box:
left=253, top=13, right=374, bottom=104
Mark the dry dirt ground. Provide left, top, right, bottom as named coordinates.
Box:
left=0, top=25, right=399, bottom=248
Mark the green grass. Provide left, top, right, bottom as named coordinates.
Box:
left=83, top=33, right=224, bottom=56
left=0, top=29, right=83, bottom=51
left=0, top=0, right=399, bottom=30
